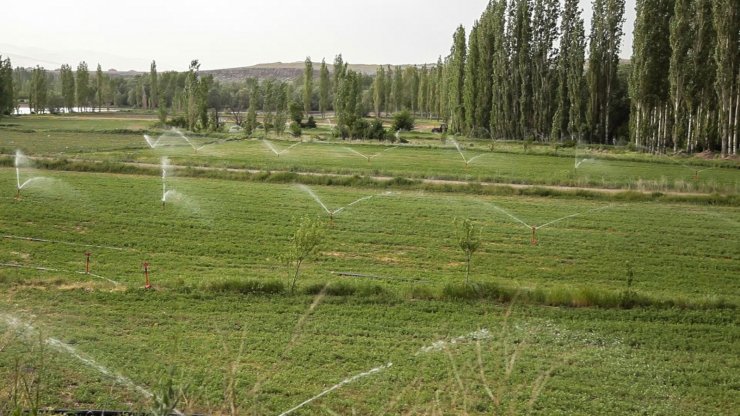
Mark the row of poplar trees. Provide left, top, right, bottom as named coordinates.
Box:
left=426, top=0, right=738, bottom=155
left=630, top=0, right=738, bottom=156
left=0, top=59, right=108, bottom=115
left=386, top=0, right=626, bottom=146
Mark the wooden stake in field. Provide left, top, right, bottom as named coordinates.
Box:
left=143, top=262, right=151, bottom=289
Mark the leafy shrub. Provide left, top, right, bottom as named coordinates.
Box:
left=367, top=119, right=386, bottom=141
left=304, top=116, right=317, bottom=129
left=350, top=119, right=370, bottom=139
left=332, top=125, right=349, bottom=139
left=168, top=116, right=187, bottom=128
left=289, top=121, right=302, bottom=137
left=392, top=110, right=415, bottom=131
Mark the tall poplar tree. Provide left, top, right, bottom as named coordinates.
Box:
left=686, top=0, right=716, bottom=152
left=76, top=61, right=90, bottom=111
left=489, top=0, right=509, bottom=139
left=60, top=64, right=75, bottom=112
left=567, top=7, right=587, bottom=141
left=373, top=65, right=385, bottom=118
left=713, top=0, right=739, bottom=155
left=463, top=21, right=481, bottom=135
left=552, top=0, right=586, bottom=141
left=30, top=66, right=48, bottom=114
left=404, top=66, right=419, bottom=114
left=303, top=57, right=313, bottom=115
left=587, top=0, right=625, bottom=144
left=332, top=54, right=348, bottom=120
left=319, top=59, right=330, bottom=117
left=447, top=25, right=467, bottom=134
left=275, top=83, right=288, bottom=136
left=150, top=61, right=158, bottom=109
left=392, top=66, right=403, bottom=112
left=0, top=56, right=13, bottom=116
left=96, top=64, right=104, bottom=112
left=244, top=79, right=258, bottom=135
left=629, top=0, right=672, bottom=152
left=531, top=0, right=560, bottom=139
left=669, top=0, right=692, bottom=152
left=418, top=65, right=429, bottom=118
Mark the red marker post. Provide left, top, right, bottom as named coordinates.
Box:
left=84, top=251, right=91, bottom=274
left=143, top=262, right=151, bottom=289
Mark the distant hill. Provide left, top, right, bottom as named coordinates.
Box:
left=201, top=62, right=430, bottom=83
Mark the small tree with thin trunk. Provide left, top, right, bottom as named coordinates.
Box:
left=455, top=217, right=481, bottom=284
left=282, top=215, right=325, bottom=293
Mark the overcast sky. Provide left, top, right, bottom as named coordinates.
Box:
left=1, top=0, right=636, bottom=72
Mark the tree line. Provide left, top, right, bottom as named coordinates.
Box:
left=431, top=0, right=737, bottom=156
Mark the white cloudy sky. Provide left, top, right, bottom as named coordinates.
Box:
left=1, top=0, right=636, bottom=71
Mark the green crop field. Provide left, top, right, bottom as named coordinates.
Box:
left=2, top=116, right=738, bottom=194
left=0, top=113, right=738, bottom=415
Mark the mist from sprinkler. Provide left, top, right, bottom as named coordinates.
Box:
left=278, top=362, right=392, bottom=416
left=14, top=150, right=52, bottom=199
left=680, top=164, right=713, bottom=180
left=574, top=142, right=594, bottom=170
left=343, top=145, right=398, bottom=162
left=0, top=313, right=168, bottom=408
left=298, top=184, right=391, bottom=220
left=449, top=137, right=485, bottom=167
left=263, top=139, right=301, bottom=157
left=484, top=201, right=613, bottom=245
left=144, top=128, right=207, bottom=151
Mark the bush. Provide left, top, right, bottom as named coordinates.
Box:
left=332, top=124, right=350, bottom=139
left=289, top=102, right=303, bottom=124
left=367, top=119, right=386, bottom=141
left=392, top=110, right=415, bottom=131
left=289, top=121, right=302, bottom=137
left=304, top=116, right=317, bottom=129
left=350, top=119, right=370, bottom=139
left=168, top=116, right=187, bottom=128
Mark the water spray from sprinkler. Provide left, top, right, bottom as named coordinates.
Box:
left=681, top=164, right=713, bottom=181
left=144, top=128, right=204, bottom=151
left=484, top=201, right=613, bottom=245
left=449, top=137, right=485, bottom=168
left=298, top=185, right=391, bottom=221
left=14, top=150, right=48, bottom=199
left=574, top=142, right=594, bottom=170
left=161, top=156, right=169, bottom=208
left=343, top=145, right=398, bottom=163
left=264, top=140, right=301, bottom=157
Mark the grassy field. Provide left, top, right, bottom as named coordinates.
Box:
left=1, top=115, right=738, bottom=194
left=0, top=113, right=739, bottom=415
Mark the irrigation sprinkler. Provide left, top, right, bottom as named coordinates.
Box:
left=143, top=262, right=151, bottom=289
left=449, top=137, right=484, bottom=168
left=14, top=150, right=49, bottom=199
left=343, top=145, right=398, bottom=163
left=84, top=251, right=91, bottom=274
left=484, top=201, right=612, bottom=245
left=264, top=140, right=301, bottom=157
left=298, top=185, right=390, bottom=221
left=683, top=165, right=713, bottom=181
